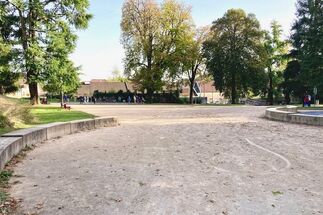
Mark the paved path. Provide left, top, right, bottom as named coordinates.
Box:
left=10, top=105, right=323, bottom=215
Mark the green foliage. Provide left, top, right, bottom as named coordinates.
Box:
left=272, top=191, right=284, bottom=196
left=176, top=26, right=210, bottom=104
left=0, top=170, right=12, bottom=203
left=0, top=171, right=12, bottom=187
left=31, top=107, right=94, bottom=124
left=108, top=68, right=128, bottom=82
left=0, top=96, right=34, bottom=129
left=121, top=0, right=193, bottom=100
left=0, top=0, right=92, bottom=104
left=203, top=9, right=267, bottom=104
left=0, top=96, right=93, bottom=133
left=264, top=21, right=289, bottom=105
left=42, top=24, right=80, bottom=99
left=0, top=38, right=19, bottom=94
left=0, top=113, right=13, bottom=128
left=291, top=0, right=323, bottom=97
left=281, top=59, right=305, bottom=103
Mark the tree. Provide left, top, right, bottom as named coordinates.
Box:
left=42, top=24, right=80, bottom=104
left=1, top=0, right=91, bottom=104
left=203, top=9, right=267, bottom=104
left=43, top=61, right=80, bottom=104
left=108, top=67, right=128, bottom=82
left=179, top=26, right=209, bottom=104
left=281, top=56, right=305, bottom=104
left=0, top=5, right=19, bottom=95
left=121, top=0, right=193, bottom=101
left=291, top=0, right=323, bottom=98
left=0, top=38, right=19, bottom=95
left=264, top=21, right=289, bottom=105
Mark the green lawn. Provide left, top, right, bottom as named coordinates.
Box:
left=0, top=128, right=17, bottom=136
left=299, top=107, right=323, bottom=110
left=31, top=107, right=94, bottom=124
left=0, top=106, right=94, bottom=135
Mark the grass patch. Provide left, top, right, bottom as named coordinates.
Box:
left=298, top=107, right=323, bottom=110
left=1, top=96, right=94, bottom=135
left=0, top=170, right=13, bottom=213
left=0, top=128, right=17, bottom=136
left=272, top=191, right=283, bottom=196
left=31, top=107, right=94, bottom=124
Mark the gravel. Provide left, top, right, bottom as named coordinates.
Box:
left=10, top=105, right=323, bottom=215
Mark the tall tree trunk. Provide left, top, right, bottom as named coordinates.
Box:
left=267, top=70, right=274, bottom=105
left=146, top=36, right=153, bottom=103
left=231, top=72, right=237, bottom=104
left=26, top=1, right=40, bottom=105
left=189, top=65, right=198, bottom=104
left=61, top=91, right=64, bottom=106
left=285, top=91, right=291, bottom=105
left=0, top=86, right=4, bottom=95
left=189, top=81, right=194, bottom=104
left=146, top=88, right=153, bottom=103
left=29, top=82, right=39, bottom=105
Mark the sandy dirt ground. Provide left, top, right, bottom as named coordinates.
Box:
left=9, top=105, right=323, bottom=215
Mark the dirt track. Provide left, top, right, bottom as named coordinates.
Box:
left=10, top=105, right=323, bottom=215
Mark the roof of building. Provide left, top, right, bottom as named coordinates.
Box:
left=77, top=81, right=134, bottom=96
left=90, top=79, right=107, bottom=83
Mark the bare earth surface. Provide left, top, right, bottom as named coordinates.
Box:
left=10, top=105, right=323, bottom=215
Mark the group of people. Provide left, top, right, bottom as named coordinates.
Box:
left=77, top=95, right=145, bottom=104
left=127, top=95, right=145, bottom=104
left=79, top=96, right=96, bottom=104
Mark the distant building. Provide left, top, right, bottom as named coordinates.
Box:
left=181, top=81, right=226, bottom=104
left=77, top=79, right=225, bottom=104
left=7, top=80, right=46, bottom=98
left=76, top=79, right=134, bottom=97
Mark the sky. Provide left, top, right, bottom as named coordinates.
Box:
left=70, top=0, right=298, bottom=81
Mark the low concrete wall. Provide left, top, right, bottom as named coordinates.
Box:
left=0, top=117, right=118, bottom=169
left=265, top=106, right=323, bottom=126
left=70, top=119, right=96, bottom=133
left=0, top=137, right=23, bottom=169
left=290, top=114, right=323, bottom=126
left=2, top=127, right=47, bottom=147
left=94, top=117, right=118, bottom=128
left=265, top=108, right=292, bottom=122
left=276, top=106, right=298, bottom=113
left=39, top=122, right=72, bottom=139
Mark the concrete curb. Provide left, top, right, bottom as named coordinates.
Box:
left=0, top=137, right=23, bottom=169
left=265, top=106, right=323, bottom=126
left=0, top=117, right=118, bottom=170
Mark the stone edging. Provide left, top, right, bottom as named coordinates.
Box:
left=0, top=117, right=118, bottom=169
left=265, top=106, right=323, bottom=126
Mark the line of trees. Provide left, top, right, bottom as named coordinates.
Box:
left=282, top=0, right=323, bottom=104
left=121, top=0, right=323, bottom=104
left=1, top=0, right=322, bottom=105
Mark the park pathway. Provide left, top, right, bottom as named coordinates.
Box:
left=10, top=105, right=323, bottom=215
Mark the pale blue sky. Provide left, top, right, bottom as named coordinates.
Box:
left=70, top=0, right=298, bottom=81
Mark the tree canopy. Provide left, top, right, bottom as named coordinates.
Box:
left=264, top=21, right=289, bottom=105
left=290, top=0, right=323, bottom=98
left=0, top=0, right=91, bottom=104
left=42, top=24, right=80, bottom=102
left=0, top=37, right=19, bottom=95
left=203, top=9, right=267, bottom=104
left=121, top=0, right=194, bottom=100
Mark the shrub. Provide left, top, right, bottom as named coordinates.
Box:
left=0, top=113, right=13, bottom=128
left=0, top=96, right=34, bottom=128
